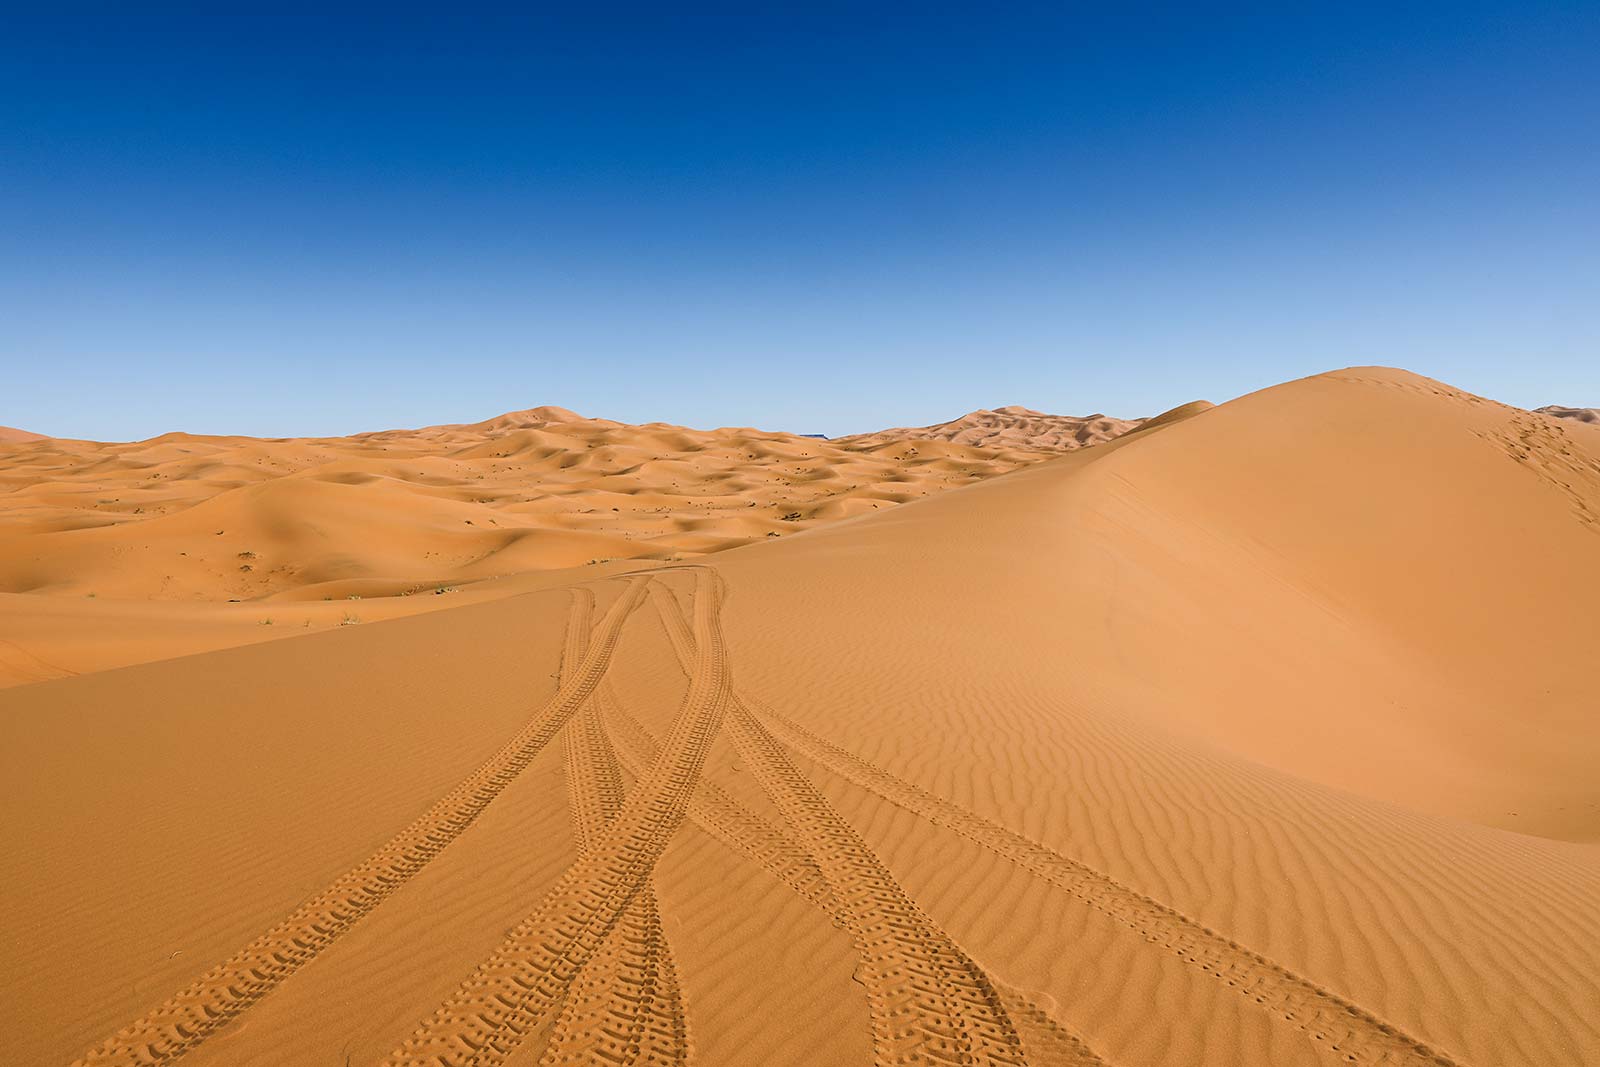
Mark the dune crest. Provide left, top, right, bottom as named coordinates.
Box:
left=836, top=404, right=1158, bottom=452
left=1536, top=404, right=1600, bottom=424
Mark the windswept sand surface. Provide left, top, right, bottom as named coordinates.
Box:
left=3, top=368, right=1600, bottom=1067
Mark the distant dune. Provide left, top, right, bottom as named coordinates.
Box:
left=0, top=405, right=1074, bottom=685
left=0, top=425, right=48, bottom=443
left=1537, top=403, right=1600, bottom=424
left=0, top=405, right=1053, bottom=606
left=3, top=368, right=1599, bottom=1067
left=837, top=403, right=1167, bottom=451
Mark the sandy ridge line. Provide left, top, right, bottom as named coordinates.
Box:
left=755, top=700, right=1465, bottom=1067
left=71, top=577, right=652, bottom=1067
left=382, top=566, right=730, bottom=1067
left=644, top=582, right=1031, bottom=1067
left=542, top=667, right=687, bottom=1067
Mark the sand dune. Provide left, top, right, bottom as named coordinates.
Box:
left=1537, top=404, right=1600, bottom=424
left=0, top=407, right=1045, bottom=603
left=3, top=368, right=1599, bottom=1067
left=836, top=403, right=1171, bottom=451
left=0, top=407, right=1056, bottom=685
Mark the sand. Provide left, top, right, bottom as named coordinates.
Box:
left=0, top=407, right=1049, bottom=687
left=2, top=367, right=1598, bottom=1067
left=1537, top=404, right=1600, bottom=425
left=836, top=404, right=1167, bottom=452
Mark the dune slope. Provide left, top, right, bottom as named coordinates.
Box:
left=2, top=368, right=1597, bottom=1067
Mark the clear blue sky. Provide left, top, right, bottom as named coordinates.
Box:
left=3, top=6, right=1597, bottom=440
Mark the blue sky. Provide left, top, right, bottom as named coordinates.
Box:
left=3, top=6, right=1597, bottom=440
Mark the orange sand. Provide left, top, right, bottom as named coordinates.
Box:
left=836, top=403, right=1163, bottom=451
left=3, top=368, right=1598, bottom=1067
left=1537, top=404, right=1599, bottom=424
left=0, top=407, right=1051, bottom=686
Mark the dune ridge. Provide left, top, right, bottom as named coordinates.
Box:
left=1536, top=404, right=1600, bottom=424
left=836, top=404, right=1166, bottom=452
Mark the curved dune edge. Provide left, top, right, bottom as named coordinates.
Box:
left=2, top=366, right=1598, bottom=1067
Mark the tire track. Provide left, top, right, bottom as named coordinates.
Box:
left=653, top=576, right=1031, bottom=1066
left=754, top=699, right=1464, bottom=1067
left=71, top=577, right=650, bottom=1067
left=539, top=887, right=686, bottom=1067
left=646, top=580, right=696, bottom=673
left=607, top=695, right=834, bottom=910
left=543, top=669, right=686, bottom=1067
left=650, top=579, right=1453, bottom=1066
left=558, top=589, right=620, bottom=859
left=607, top=692, right=1108, bottom=1067
left=383, top=566, right=728, bottom=1067
left=726, top=699, right=1028, bottom=1067
left=0, top=633, right=78, bottom=684
left=996, top=989, right=1110, bottom=1067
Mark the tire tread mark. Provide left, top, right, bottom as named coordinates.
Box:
left=725, top=697, right=1027, bottom=1067
left=754, top=699, right=1464, bottom=1067
left=71, top=577, right=651, bottom=1067
left=610, top=697, right=1107, bottom=1066
left=541, top=677, right=686, bottom=1067
left=382, top=567, right=728, bottom=1067
left=993, top=989, right=1108, bottom=1067
left=538, top=885, right=685, bottom=1067
left=608, top=700, right=834, bottom=910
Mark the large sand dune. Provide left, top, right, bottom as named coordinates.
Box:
left=3, top=368, right=1599, bottom=1067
